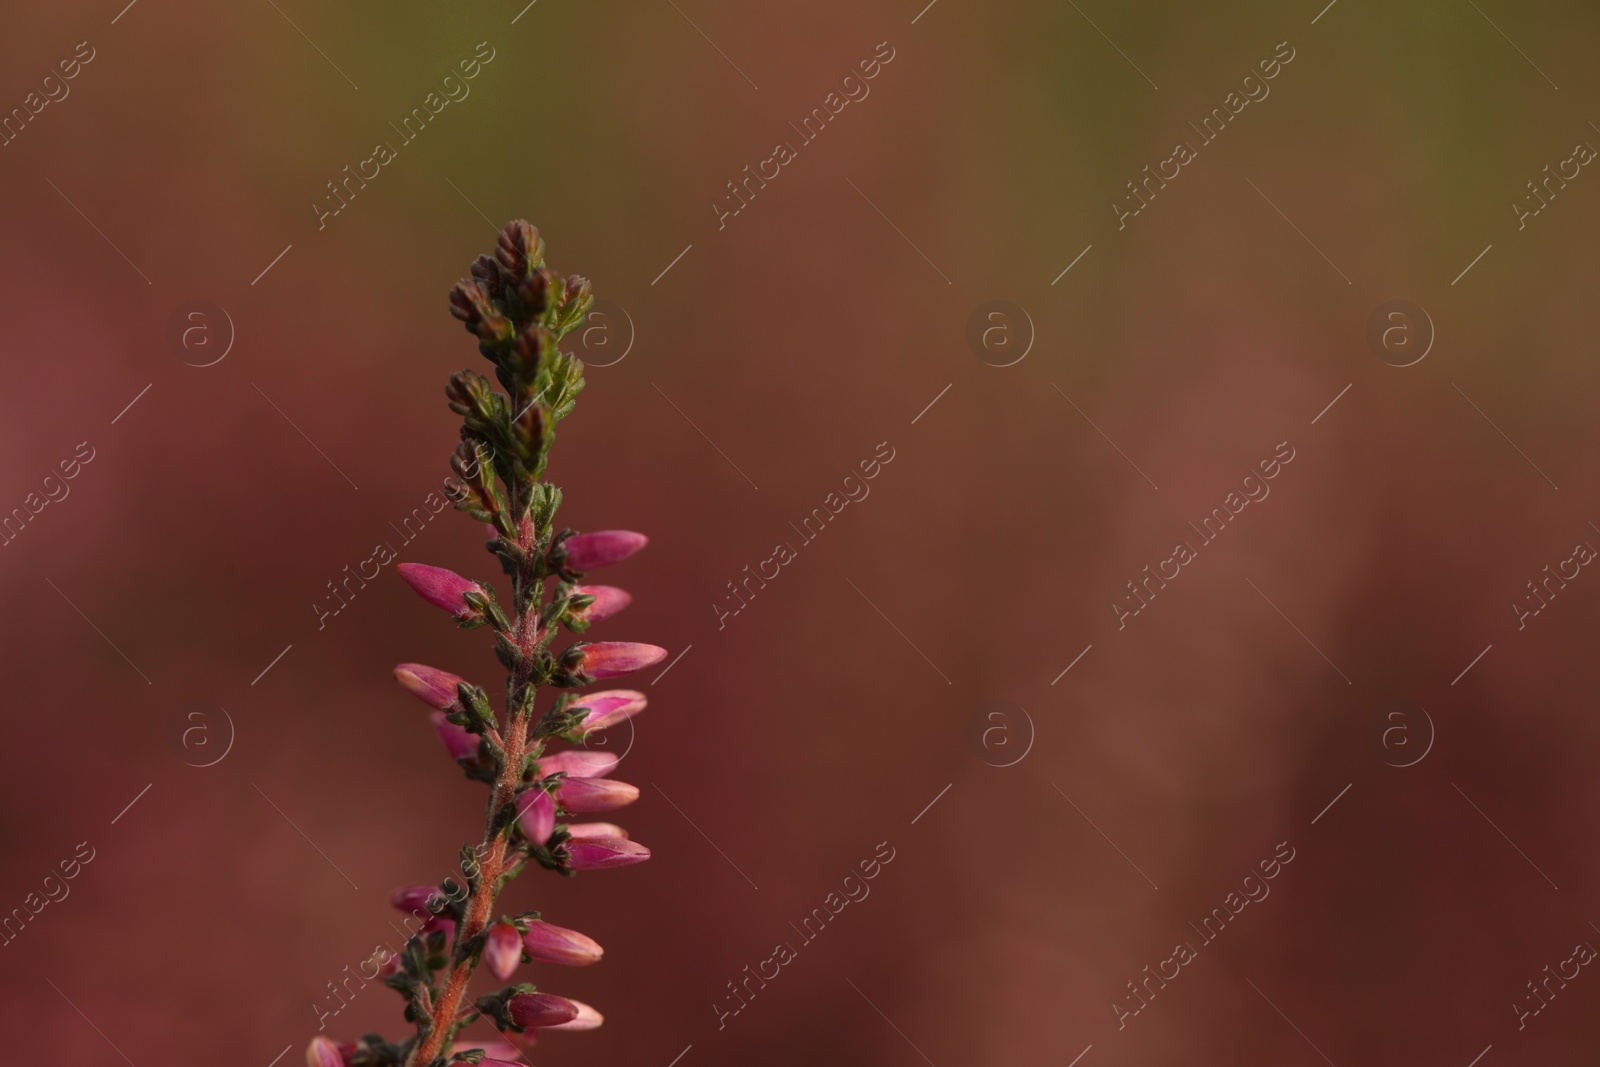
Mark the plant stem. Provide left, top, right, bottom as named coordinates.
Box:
left=408, top=514, right=545, bottom=1067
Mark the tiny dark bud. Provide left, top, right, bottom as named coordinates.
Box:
left=497, top=220, right=544, bottom=274
left=448, top=280, right=488, bottom=324
left=471, top=254, right=506, bottom=297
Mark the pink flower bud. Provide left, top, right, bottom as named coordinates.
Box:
left=390, top=884, right=455, bottom=933
left=523, top=920, right=604, bottom=966
left=517, top=788, right=556, bottom=845
left=508, top=992, right=580, bottom=1029
left=569, top=584, right=631, bottom=623
left=570, top=690, right=646, bottom=734
left=304, top=1036, right=355, bottom=1062
left=562, top=530, right=647, bottom=571
left=577, top=642, right=667, bottom=679
left=394, top=663, right=466, bottom=709
left=366, top=947, right=399, bottom=979
left=565, top=822, right=628, bottom=840
left=390, top=885, right=440, bottom=914
left=543, top=997, right=604, bottom=1031
left=537, top=750, right=618, bottom=779
left=566, top=836, right=651, bottom=870
left=397, top=562, right=485, bottom=620
left=484, top=921, right=523, bottom=980
left=431, top=710, right=479, bottom=763
left=556, top=776, right=639, bottom=812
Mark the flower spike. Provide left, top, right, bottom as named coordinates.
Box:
left=310, top=223, right=657, bottom=1065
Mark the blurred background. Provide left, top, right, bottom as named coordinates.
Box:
left=2, top=0, right=1599, bottom=1063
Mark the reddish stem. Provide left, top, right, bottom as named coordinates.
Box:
left=408, top=516, right=543, bottom=1066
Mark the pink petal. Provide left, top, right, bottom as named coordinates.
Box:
left=394, top=663, right=466, bottom=710
left=556, top=777, right=640, bottom=813
left=566, top=836, right=651, bottom=870
left=562, top=530, right=647, bottom=571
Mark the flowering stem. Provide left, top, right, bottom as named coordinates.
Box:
left=410, top=517, right=545, bottom=1066
left=313, top=222, right=663, bottom=1067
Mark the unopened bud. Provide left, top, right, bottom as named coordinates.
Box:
left=538, top=750, right=619, bottom=779
left=397, top=563, right=487, bottom=622
left=544, top=997, right=604, bottom=1031
left=497, top=220, right=545, bottom=273
left=516, top=788, right=556, bottom=845
left=565, top=822, right=629, bottom=840
left=431, top=710, right=479, bottom=764
left=557, top=776, right=640, bottom=812
left=507, top=991, right=579, bottom=1029
left=569, top=585, right=631, bottom=624
left=484, top=921, right=523, bottom=980
left=305, top=1036, right=347, bottom=1067
left=566, top=836, right=650, bottom=870
left=575, top=642, right=667, bottom=679
left=559, top=530, right=648, bottom=572
left=570, top=690, right=647, bottom=734
left=394, top=663, right=466, bottom=710
left=523, top=920, right=604, bottom=966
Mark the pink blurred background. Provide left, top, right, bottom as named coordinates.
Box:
left=3, top=0, right=1600, bottom=1063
